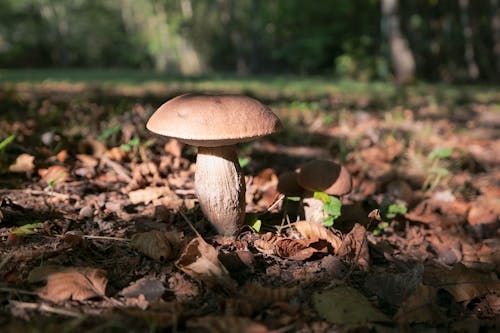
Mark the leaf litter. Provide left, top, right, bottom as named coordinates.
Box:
left=0, top=84, right=499, bottom=332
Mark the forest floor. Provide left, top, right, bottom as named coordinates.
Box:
left=0, top=73, right=499, bottom=332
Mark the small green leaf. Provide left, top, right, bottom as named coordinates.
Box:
left=429, top=147, right=453, bottom=160
left=314, top=192, right=342, bottom=227
left=286, top=196, right=301, bottom=202
left=11, top=222, right=44, bottom=236
left=313, top=191, right=330, bottom=202
left=251, top=219, right=262, bottom=232
left=0, top=134, right=16, bottom=152
left=324, top=197, right=341, bottom=216
left=323, top=216, right=335, bottom=227
left=120, top=143, right=131, bottom=152
left=128, top=137, right=140, bottom=147
left=386, top=203, right=407, bottom=219
left=97, top=125, right=121, bottom=142
left=238, top=156, right=251, bottom=168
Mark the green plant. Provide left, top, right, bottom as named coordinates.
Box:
left=385, top=203, right=408, bottom=219
left=422, top=147, right=453, bottom=192
left=238, top=156, right=251, bottom=168
left=0, top=134, right=15, bottom=159
left=314, top=192, right=342, bottom=227
left=372, top=222, right=389, bottom=236
left=98, top=124, right=121, bottom=142
left=120, top=137, right=140, bottom=152
left=10, top=222, right=44, bottom=236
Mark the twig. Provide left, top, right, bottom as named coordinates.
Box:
left=55, top=234, right=130, bottom=242
left=179, top=210, right=202, bottom=238
left=101, top=156, right=133, bottom=182
left=0, top=287, right=37, bottom=295
left=0, top=253, right=14, bottom=271
left=265, top=193, right=285, bottom=213
left=0, top=188, right=69, bottom=199
left=9, top=300, right=83, bottom=318
left=82, top=235, right=129, bottom=242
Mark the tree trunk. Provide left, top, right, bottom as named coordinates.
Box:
left=459, top=0, right=479, bottom=80
left=381, top=0, right=415, bottom=84
left=491, top=0, right=500, bottom=77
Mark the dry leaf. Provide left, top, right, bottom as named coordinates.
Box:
left=424, top=263, right=500, bottom=302
left=176, top=237, right=236, bottom=290
left=29, top=266, right=107, bottom=303
left=56, top=149, right=68, bottom=162
left=337, top=223, right=369, bottom=270
left=275, top=238, right=317, bottom=260
left=38, top=165, right=70, bottom=185
left=294, top=220, right=342, bottom=252
left=9, top=153, right=35, bottom=173
left=313, top=285, right=389, bottom=324
left=229, top=282, right=298, bottom=315
left=131, top=231, right=172, bottom=261
left=119, top=277, right=166, bottom=301
left=129, top=186, right=177, bottom=205
left=188, top=316, right=269, bottom=333
left=394, top=284, right=446, bottom=324
left=254, top=232, right=278, bottom=256
left=76, top=153, right=98, bottom=168
left=364, top=264, right=424, bottom=306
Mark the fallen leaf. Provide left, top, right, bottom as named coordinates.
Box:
left=275, top=238, right=317, bottom=260
left=129, top=186, right=178, bottom=205
left=424, top=263, right=500, bottom=302
left=312, top=285, right=389, bottom=324
left=468, top=196, right=498, bottom=225
left=294, top=220, right=342, bottom=252
left=394, top=284, right=446, bottom=324
left=337, top=223, right=370, bottom=270
left=254, top=232, right=278, bottom=256
left=364, top=264, right=424, bottom=306
left=56, top=149, right=68, bottom=162
left=119, top=277, right=166, bottom=301
left=9, top=153, right=35, bottom=173
left=176, top=237, right=236, bottom=291
left=29, top=266, right=107, bottom=303
left=131, top=231, right=173, bottom=261
left=187, top=316, right=269, bottom=333
left=76, top=153, right=98, bottom=168
left=38, top=165, right=70, bottom=185
left=229, top=282, right=298, bottom=315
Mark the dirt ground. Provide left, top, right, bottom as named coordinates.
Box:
left=0, top=82, right=499, bottom=332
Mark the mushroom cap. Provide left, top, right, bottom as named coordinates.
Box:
left=297, top=160, right=352, bottom=196
left=146, top=93, right=282, bottom=147
left=277, top=171, right=304, bottom=196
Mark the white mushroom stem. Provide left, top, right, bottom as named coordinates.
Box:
left=195, top=145, right=245, bottom=235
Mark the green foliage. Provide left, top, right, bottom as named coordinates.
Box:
left=98, top=125, right=121, bottom=142
left=10, top=222, right=43, bottom=236
left=314, top=192, right=342, bottom=227
left=428, top=147, right=453, bottom=160
left=0, top=134, right=15, bottom=158
left=238, top=156, right=251, bottom=169
left=372, top=222, right=389, bottom=236
left=120, top=137, right=140, bottom=152
left=385, top=203, right=408, bottom=219
left=423, top=147, right=453, bottom=192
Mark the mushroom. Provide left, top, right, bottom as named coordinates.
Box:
left=297, top=159, right=352, bottom=197
left=275, top=160, right=352, bottom=224
left=146, top=93, right=282, bottom=235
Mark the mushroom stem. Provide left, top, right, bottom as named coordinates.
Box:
left=195, top=145, right=245, bottom=235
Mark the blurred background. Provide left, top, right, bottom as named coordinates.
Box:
left=0, top=0, right=499, bottom=83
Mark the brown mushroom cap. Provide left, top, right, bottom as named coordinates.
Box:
left=277, top=171, right=304, bottom=196
left=297, top=160, right=352, bottom=196
left=146, top=93, right=282, bottom=147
